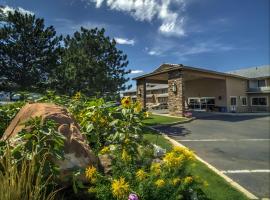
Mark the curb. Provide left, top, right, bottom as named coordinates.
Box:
left=149, top=127, right=259, bottom=200
left=149, top=114, right=195, bottom=127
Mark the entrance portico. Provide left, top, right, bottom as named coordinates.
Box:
left=134, top=64, right=248, bottom=116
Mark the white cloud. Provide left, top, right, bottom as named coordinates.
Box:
left=148, top=50, right=161, bottom=56
left=147, top=36, right=236, bottom=58
left=0, top=5, right=34, bottom=16
left=114, top=37, right=135, bottom=45
left=54, top=18, right=109, bottom=35
left=85, top=0, right=186, bottom=37
left=131, top=70, right=144, bottom=74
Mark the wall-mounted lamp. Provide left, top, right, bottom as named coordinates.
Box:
left=172, top=82, right=177, bottom=93
left=138, top=89, right=142, bottom=96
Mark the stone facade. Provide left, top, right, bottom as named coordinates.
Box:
left=136, top=79, right=146, bottom=108
left=168, top=70, right=185, bottom=116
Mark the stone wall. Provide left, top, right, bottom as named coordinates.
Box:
left=136, top=79, right=146, bottom=108
left=168, top=70, right=185, bottom=116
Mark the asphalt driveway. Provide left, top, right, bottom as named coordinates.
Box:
left=155, top=112, right=270, bottom=199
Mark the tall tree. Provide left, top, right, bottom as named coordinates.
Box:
left=53, top=27, right=131, bottom=96
left=0, top=9, right=62, bottom=91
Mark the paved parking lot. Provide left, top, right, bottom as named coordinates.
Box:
left=155, top=112, right=270, bottom=198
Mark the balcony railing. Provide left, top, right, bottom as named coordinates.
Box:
left=247, top=86, right=270, bottom=93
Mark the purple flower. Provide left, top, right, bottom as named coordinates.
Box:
left=128, top=193, right=139, bottom=200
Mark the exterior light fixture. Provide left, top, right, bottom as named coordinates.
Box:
left=172, top=82, right=177, bottom=93
left=138, top=89, right=141, bottom=96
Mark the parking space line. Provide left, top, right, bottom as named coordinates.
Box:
left=221, top=169, right=270, bottom=174
left=180, top=139, right=270, bottom=142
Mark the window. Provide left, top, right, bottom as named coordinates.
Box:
left=241, top=97, right=247, bottom=106
left=258, top=80, right=266, bottom=87
left=230, top=97, right=237, bottom=106
left=251, top=97, right=267, bottom=106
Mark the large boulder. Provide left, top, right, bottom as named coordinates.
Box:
left=2, top=103, right=99, bottom=183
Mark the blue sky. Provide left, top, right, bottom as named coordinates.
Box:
left=1, top=0, right=269, bottom=87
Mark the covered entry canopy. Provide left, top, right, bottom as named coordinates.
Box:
left=133, top=64, right=247, bottom=116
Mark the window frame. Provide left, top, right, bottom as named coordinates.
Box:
left=257, top=79, right=266, bottom=88
left=230, top=96, right=237, bottom=106
left=240, top=96, right=248, bottom=106
left=251, top=96, right=268, bottom=106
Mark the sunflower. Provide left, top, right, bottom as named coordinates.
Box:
left=134, top=102, right=142, bottom=113
left=121, top=97, right=131, bottom=108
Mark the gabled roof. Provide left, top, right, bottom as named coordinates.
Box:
left=133, top=63, right=248, bottom=80
left=227, top=65, right=270, bottom=79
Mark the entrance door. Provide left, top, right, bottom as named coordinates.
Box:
left=188, top=97, right=215, bottom=111
left=230, top=97, right=237, bottom=112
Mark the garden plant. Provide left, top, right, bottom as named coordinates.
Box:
left=0, top=92, right=208, bottom=200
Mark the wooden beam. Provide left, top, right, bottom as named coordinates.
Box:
left=145, top=79, right=168, bottom=84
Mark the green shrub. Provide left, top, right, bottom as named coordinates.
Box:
left=0, top=147, right=59, bottom=200
left=0, top=101, right=25, bottom=137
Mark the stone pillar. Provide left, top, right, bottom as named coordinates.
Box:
left=136, top=79, right=146, bottom=108
left=168, top=70, right=185, bottom=116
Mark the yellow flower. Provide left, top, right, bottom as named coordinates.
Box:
left=111, top=177, right=129, bottom=199
left=121, top=97, right=131, bottom=108
left=122, top=149, right=131, bottom=162
left=163, top=152, right=184, bottom=168
left=144, top=111, right=150, bottom=118
left=150, top=163, right=161, bottom=174
left=134, top=102, right=142, bottom=113
left=184, top=176, right=193, bottom=185
left=136, top=169, right=147, bottom=181
left=73, top=91, right=81, bottom=100
left=172, top=178, right=181, bottom=185
left=100, top=146, right=110, bottom=155
left=155, top=179, right=165, bottom=188
left=172, top=146, right=195, bottom=161
left=85, top=165, right=97, bottom=183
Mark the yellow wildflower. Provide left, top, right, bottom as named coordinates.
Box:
left=73, top=91, right=81, bottom=100
left=111, top=177, right=129, bottom=199
left=163, top=152, right=184, bottom=168
left=134, top=102, right=142, bottom=113
left=121, top=97, right=131, bottom=108
left=172, top=178, right=181, bottom=185
left=85, top=165, right=97, bottom=183
left=100, top=146, right=110, bottom=155
left=172, top=146, right=195, bottom=161
left=184, top=176, right=193, bottom=185
left=155, top=179, right=165, bottom=188
left=122, top=149, right=131, bottom=162
left=150, top=162, right=161, bottom=174
left=136, top=169, right=147, bottom=181
left=144, top=111, right=150, bottom=118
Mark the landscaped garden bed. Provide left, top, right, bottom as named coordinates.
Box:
left=0, top=93, right=248, bottom=200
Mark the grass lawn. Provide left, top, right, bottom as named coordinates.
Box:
left=143, top=114, right=188, bottom=126
left=143, top=127, right=249, bottom=200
